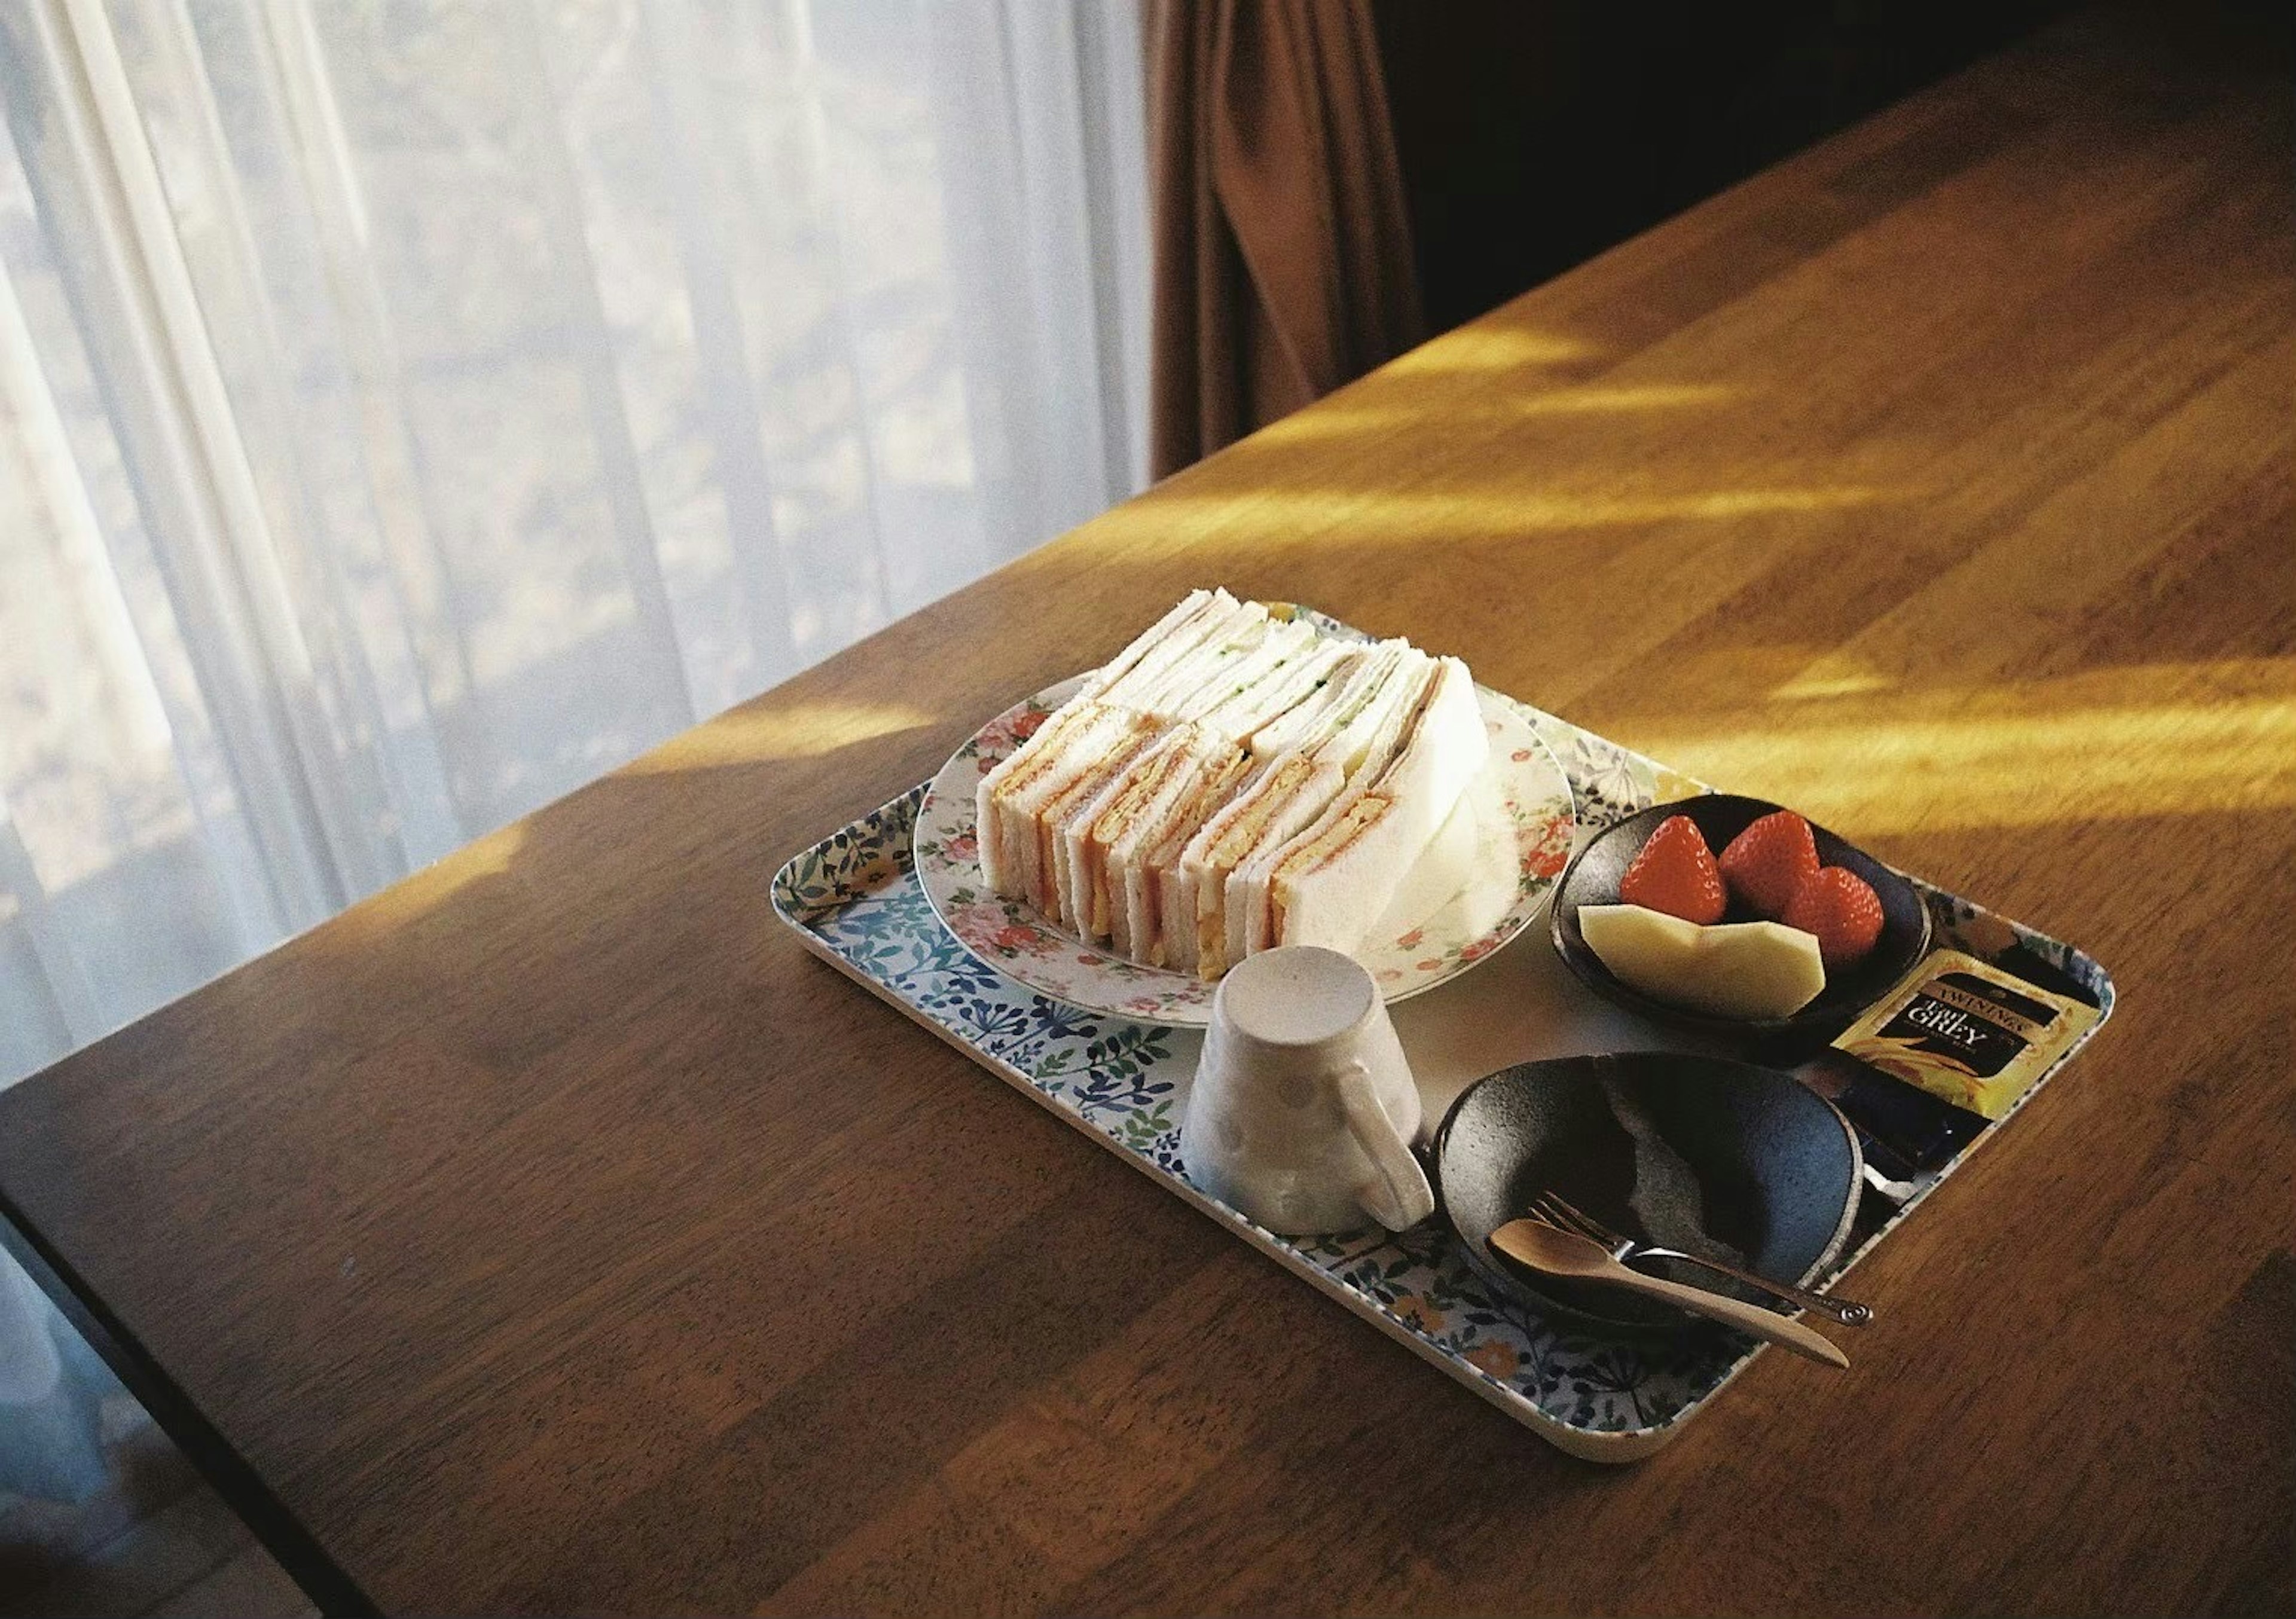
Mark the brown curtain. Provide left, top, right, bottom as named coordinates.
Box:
left=1147, top=0, right=1426, bottom=479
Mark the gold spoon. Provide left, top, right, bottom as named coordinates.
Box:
left=1489, top=1220, right=1850, bottom=1369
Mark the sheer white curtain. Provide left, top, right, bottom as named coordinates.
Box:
left=0, top=0, right=1149, bottom=1500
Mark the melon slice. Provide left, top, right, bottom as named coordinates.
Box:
left=1578, top=903, right=1826, bottom=1019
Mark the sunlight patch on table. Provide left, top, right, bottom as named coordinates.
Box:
left=1635, top=694, right=2296, bottom=832
left=1089, top=482, right=1904, bottom=546
left=1254, top=383, right=1740, bottom=441
left=327, top=821, right=530, bottom=939
left=626, top=701, right=939, bottom=771
left=1381, top=326, right=1599, bottom=374
left=1767, top=652, right=2296, bottom=713
left=1772, top=662, right=1898, bottom=699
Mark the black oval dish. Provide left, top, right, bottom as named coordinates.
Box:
left=1550, top=793, right=1931, bottom=1040
left=1434, top=1052, right=1863, bottom=1333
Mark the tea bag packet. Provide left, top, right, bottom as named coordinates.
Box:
left=1832, top=949, right=2100, bottom=1121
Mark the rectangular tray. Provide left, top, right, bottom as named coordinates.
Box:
left=771, top=700, right=2114, bottom=1461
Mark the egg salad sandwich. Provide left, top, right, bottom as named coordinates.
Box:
left=1237, top=653, right=1486, bottom=959
left=1182, top=642, right=1424, bottom=977
left=972, top=591, right=1490, bottom=977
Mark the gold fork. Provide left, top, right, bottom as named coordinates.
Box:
left=1528, top=1192, right=1874, bottom=1327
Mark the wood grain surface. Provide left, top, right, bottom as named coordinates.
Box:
left=4, top=7, right=2290, bottom=1614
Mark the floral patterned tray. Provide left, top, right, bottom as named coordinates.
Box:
left=770, top=696, right=2114, bottom=1461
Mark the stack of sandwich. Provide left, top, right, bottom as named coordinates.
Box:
left=975, top=589, right=1489, bottom=979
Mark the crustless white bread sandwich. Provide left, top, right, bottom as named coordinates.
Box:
left=973, top=591, right=1489, bottom=977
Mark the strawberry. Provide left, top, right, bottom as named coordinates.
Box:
left=1617, top=814, right=1726, bottom=925
left=1720, top=808, right=1821, bottom=920
left=1782, top=866, right=1885, bottom=968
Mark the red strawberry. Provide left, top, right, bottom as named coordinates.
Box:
left=1618, top=815, right=1726, bottom=925
left=1720, top=809, right=1821, bottom=920
left=1782, top=866, right=1885, bottom=967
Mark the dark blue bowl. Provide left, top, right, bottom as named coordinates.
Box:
left=1434, top=1052, right=1863, bottom=1333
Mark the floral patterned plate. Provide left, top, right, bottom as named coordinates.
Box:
left=912, top=676, right=1577, bottom=1026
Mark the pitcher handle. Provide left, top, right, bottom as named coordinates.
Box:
left=1336, top=1060, right=1435, bottom=1231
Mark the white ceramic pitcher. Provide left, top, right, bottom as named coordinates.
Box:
left=1180, top=946, right=1436, bottom=1236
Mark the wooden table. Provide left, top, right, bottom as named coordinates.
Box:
left=4, top=7, right=2289, bottom=1614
